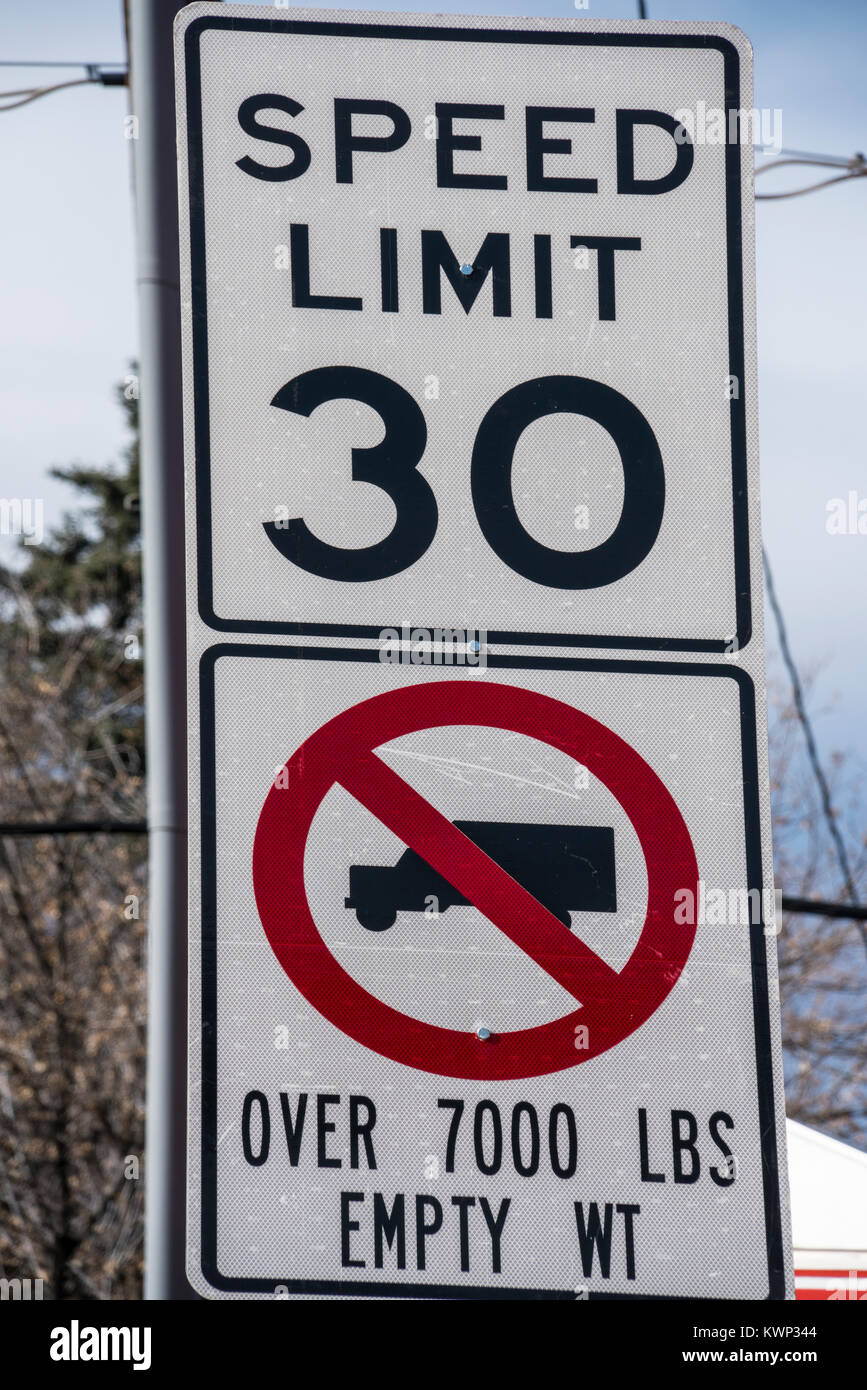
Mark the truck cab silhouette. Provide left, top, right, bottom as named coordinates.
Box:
left=344, top=820, right=616, bottom=932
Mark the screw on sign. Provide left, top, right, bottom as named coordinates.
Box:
left=252, top=679, right=698, bottom=1080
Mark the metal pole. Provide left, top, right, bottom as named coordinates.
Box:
left=128, top=0, right=194, bottom=1299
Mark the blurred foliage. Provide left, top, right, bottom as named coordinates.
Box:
left=0, top=374, right=145, bottom=1298
left=767, top=660, right=867, bottom=1145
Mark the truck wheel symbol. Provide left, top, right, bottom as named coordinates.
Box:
left=344, top=821, right=616, bottom=932
left=353, top=908, right=397, bottom=932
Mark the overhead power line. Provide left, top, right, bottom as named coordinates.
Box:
left=0, top=820, right=147, bottom=836
left=756, top=149, right=866, bottom=200
left=0, top=820, right=863, bottom=922
left=0, top=60, right=126, bottom=67
left=1, top=53, right=861, bottom=206
left=783, top=895, right=867, bottom=923
left=0, top=61, right=126, bottom=112
left=0, top=813, right=861, bottom=929
left=774, top=147, right=855, bottom=166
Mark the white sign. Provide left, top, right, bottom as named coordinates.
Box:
left=176, top=7, right=793, bottom=1300
left=178, top=5, right=757, bottom=651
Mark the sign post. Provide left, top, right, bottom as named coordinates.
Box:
left=130, top=0, right=193, bottom=1301
left=176, top=7, right=793, bottom=1298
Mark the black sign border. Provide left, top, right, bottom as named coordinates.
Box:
left=197, top=643, right=786, bottom=1300
left=184, top=18, right=753, bottom=653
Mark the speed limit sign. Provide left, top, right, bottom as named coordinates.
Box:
left=177, top=6, right=792, bottom=1300
left=178, top=6, right=757, bottom=652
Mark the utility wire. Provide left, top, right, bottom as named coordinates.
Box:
left=0, top=815, right=864, bottom=927
left=0, top=60, right=126, bottom=67
left=3, top=53, right=862, bottom=208
left=0, top=61, right=126, bottom=112
left=783, top=895, right=867, bottom=923
left=763, top=546, right=866, bottom=946
left=756, top=150, right=866, bottom=200
left=0, top=816, right=862, bottom=921
left=775, top=147, right=855, bottom=166
left=0, top=820, right=147, bottom=836
left=754, top=146, right=864, bottom=926
left=0, top=79, right=94, bottom=112
left=757, top=171, right=865, bottom=201
left=767, top=148, right=857, bottom=168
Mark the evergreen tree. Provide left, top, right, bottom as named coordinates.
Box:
left=1, top=375, right=144, bottom=811
left=0, top=374, right=146, bottom=1298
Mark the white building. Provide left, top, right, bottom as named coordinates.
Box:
left=788, top=1119, right=867, bottom=1299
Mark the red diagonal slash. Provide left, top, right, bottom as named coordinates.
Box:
left=337, top=748, right=620, bottom=1003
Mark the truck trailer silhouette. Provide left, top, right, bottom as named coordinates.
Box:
left=345, top=820, right=616, bottom=931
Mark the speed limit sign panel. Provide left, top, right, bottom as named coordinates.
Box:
left=176, top=7, right=758, bottom=650
left=177, top=8, right=793, bottom=1301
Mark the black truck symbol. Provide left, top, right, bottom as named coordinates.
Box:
left=344, top=821, right=616, bottom=932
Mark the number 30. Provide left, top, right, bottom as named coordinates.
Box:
left=263, top=365, right=664, bottom=589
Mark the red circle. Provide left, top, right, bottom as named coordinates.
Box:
left=253, top=679, right=698, bottom=1080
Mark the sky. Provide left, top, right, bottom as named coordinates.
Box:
left=1, top=0, right=865, bottom=793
